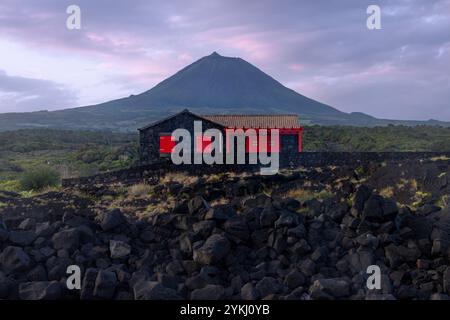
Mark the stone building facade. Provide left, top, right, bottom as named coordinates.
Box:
left=138, top=109, right=303, bottom=166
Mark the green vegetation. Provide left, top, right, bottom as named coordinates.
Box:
left=303, top=125, right=450, bottom=151
left=0, top=125, right=450, bottom=193
left=19, top=166, right=60, bottom=191
left=0, top=129, right=139, bottom=192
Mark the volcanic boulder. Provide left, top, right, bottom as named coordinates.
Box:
left=99, top=209, right=126, bottom=231
left=109, top=240, right=131, bottom=259
left=52, top=228, right=80, bottom=252
left=309, top=278, right=350, bottom=299
left=193, top=234, right=230, bottom=265
left=0, top=246, right=31, bottom=274
left=19, top=281, right=62, bottom=300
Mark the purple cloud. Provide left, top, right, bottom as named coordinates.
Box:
left=0, top=70, right=77, bottom=112
left=0, top=0, right=449, bottom=120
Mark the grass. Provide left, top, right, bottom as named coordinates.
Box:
left=204, top=173, right=225, bottom=184
left=210, top=197, right=230, bottom=206
left=284, top=188, right=334, bottom=203
left=438, top=172, right=447, bottom=178
left=128, top=183, right=153, bottom=198
left=412, top=191, right=432, bottom=208
left=160, top=172, right=199, bottom=186
left=354, top=166, right=365, bottom=176
left=379, top=186, right=395, bottom=198
left=345, top=196, right=353, bottom=207
left=397, top=178, right=417, bottom=191
left=136, top=196, right=176, bottom=218
left=436, top=195, right=449, bottom=209
left=431, top=155, right=450, bottom=161
left=0, top=179, right=21, bottom=192
left=17, top=190, right=35, bottom=198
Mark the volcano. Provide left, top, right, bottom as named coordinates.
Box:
left=132, top=51, right=343, bottom=116
left=0, top=52, right=448, bottom=131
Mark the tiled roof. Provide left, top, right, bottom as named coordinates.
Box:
left=202, top=114, right=301, bottom=129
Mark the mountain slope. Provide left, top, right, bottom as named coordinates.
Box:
left=0, top=52, right=448, bottom=131
left=137, top=52, right=342, bottom=115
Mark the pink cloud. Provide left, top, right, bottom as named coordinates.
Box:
left=194, top=26, right=280, bottom=63
left=288, top=63, right=303, bottom=71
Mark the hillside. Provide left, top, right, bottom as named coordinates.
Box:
left=0, top=52, right=449, bottom=131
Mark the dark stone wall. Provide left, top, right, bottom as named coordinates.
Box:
left=62, top=152, right=450, bottom=188
left=280, top=134, right=300, bottom=166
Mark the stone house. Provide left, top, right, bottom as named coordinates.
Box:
left=138, top=109, right=303, bottom=166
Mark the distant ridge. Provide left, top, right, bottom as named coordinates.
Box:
left=0, top=52, right=449, bottom=131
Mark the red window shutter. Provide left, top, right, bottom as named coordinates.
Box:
left=195, top=135, right=213, bottom=153
left=159, top=135, right=176, bottom=153
left=259, top=130, right=280, bottom=153
left=247, top=136, right=259, bottom=153
left=257, top=131, right=267, bottom=153
left=203, top=136, right=213, bottom=153
left=270, top=132, right=280, bottom=153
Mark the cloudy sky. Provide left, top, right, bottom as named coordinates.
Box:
left=0, top=0, right=449, bottom=120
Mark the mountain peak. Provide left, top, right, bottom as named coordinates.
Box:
left=209, top=51, right=222, bottom=57
left=141, top=52, right=342, bottom=117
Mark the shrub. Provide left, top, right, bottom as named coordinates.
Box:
left=128, top=183, right=152, bottom=198
left=19, top=167, right=60, bottom=191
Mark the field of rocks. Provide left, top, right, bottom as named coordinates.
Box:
left=1, top=156, right=450, bottom=300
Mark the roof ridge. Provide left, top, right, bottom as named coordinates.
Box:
left=202, top=114, right=299, bottom=117
left=139, top=110, right=302, bottom=131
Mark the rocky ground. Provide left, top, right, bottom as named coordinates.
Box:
left=0, top=156, right=450, bottom=300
